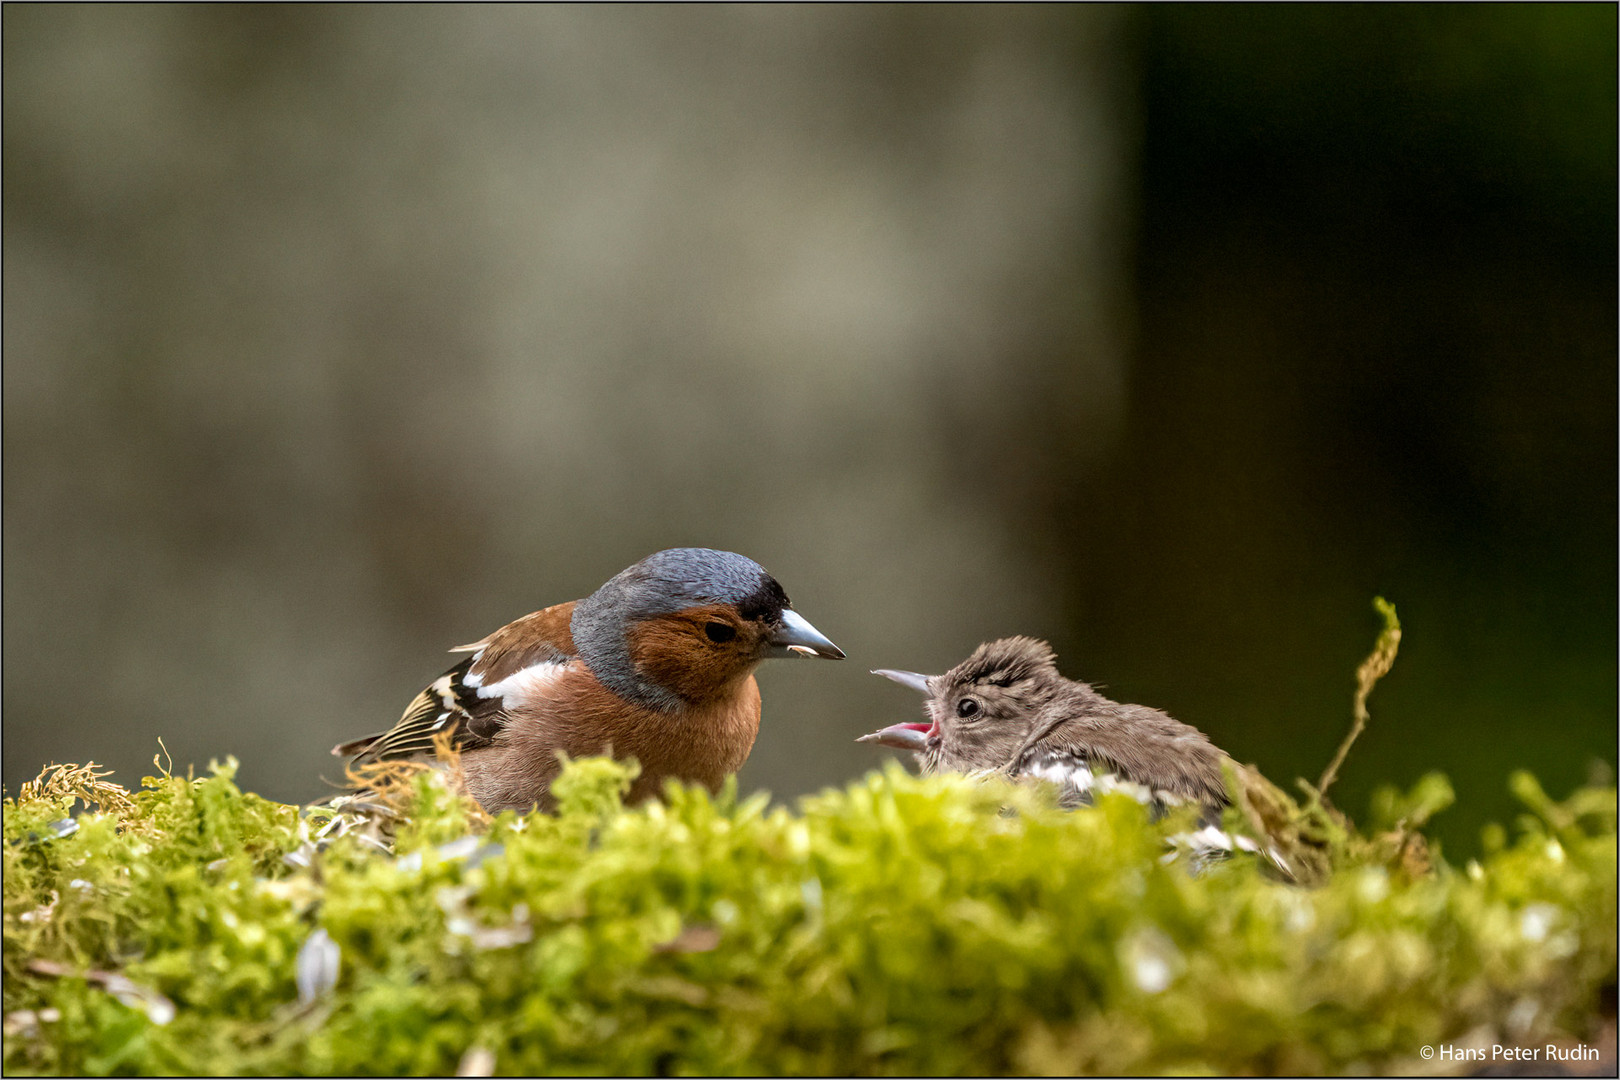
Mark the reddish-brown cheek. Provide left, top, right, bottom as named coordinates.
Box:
left=625, top=608, right=757, bottom=705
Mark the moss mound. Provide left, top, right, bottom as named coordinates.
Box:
left=3, top=750, right=1614, bottom=1076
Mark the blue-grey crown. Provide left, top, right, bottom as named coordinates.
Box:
left=600, top=548, right=788, bottom=620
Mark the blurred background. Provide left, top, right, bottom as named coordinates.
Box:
left=5, top=5, right=1613, bottom=858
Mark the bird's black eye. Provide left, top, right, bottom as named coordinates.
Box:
left=704, top=622, right=737, bottom=643
left=956, top=697, right=980, bottom=718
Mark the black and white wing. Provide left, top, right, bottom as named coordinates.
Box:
left=333, top=602, right=579, bottom=763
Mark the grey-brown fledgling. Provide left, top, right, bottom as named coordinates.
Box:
left=859, top=636, right=1231, bottom=814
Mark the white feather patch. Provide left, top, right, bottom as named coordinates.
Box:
left=458, top=649, right=490, bottom=688
left=1022, top=753, right=1173, bottom=807
left=473, top=660, right=571, bottom=709
left=430, top=675, right=459, bottom=709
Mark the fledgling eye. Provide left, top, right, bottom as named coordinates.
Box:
left=956, top=697, right=980, bottom=718
left=704, top=622, right=737, bottom=643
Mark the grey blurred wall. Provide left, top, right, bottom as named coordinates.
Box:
left=4, top=6, right=1133, bottom=803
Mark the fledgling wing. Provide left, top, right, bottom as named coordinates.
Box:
left=1013, top=697, right=1231, bottom=810
left=333, top=602, right=579, bottom=763
left=1010, top=743, right=1295, bottom=877
left=1011, top=744, right=1189, bottom=818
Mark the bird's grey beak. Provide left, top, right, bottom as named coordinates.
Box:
left=766, top=609, right=845, bottom=660
left=857, top=722, right=934, bottom=751
left=871, top=668, right=932, bottom=695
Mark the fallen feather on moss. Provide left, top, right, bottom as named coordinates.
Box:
left=3, top=750, right=1614, bottom=1076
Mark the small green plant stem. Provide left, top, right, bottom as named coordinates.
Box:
left=1318, top=597, right=1401, bottom=798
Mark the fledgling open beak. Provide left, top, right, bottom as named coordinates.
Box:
left=765, top=609, right=845, bottom=660
left=862, top=669, right=936, bottom=751
left=871, top=668, right=932, bottom=694
left=856, top=722, right=934, bottom=751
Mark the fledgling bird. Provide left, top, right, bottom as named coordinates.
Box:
left=859, top=636, right=1230, bottom=814
left=334, top=548, right=844, bottom=814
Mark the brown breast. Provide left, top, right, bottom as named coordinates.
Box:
left=460, top=666, right=763, bottom=814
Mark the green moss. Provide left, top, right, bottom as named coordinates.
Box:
left=3, top=752, right=1614, bottom=1076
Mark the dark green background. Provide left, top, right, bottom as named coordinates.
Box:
left=1054, top=5, right=1616, bottom=856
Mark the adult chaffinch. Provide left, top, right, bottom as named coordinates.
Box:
left=858, top=636, right=1230, bottom=815
left=335, top=548, right=844, bottom=814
